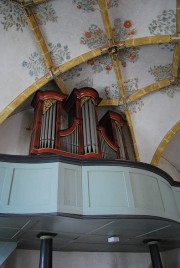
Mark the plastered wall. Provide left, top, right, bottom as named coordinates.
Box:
left=1, top=249, right=180, bottom=268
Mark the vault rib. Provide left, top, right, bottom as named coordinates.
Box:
left=0, top=74, right=49, bottom=124
left=97, top=0, right=139, bottom=161
left=172, top=0, right=180, bottom=80
left=127, top=78, right=173, bottom=102
left=24, top=6, right=68, bottom=94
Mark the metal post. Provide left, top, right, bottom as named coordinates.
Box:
left=37, top=233, right=56, bottom=268
left=147, top=241, right=163, bottom=268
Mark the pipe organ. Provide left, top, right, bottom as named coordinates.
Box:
left=30, top=87, right=134, bottom=160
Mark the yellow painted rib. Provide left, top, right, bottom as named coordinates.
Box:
left=127, top=79, right=172, bottom=102
left=125, top=110, right=140, bottom=161
left=124, top=35, right=171, bottom=48
left=97, top=0, right=113, bottom=40
left=0, top=75, right=49, bottom=125
left=151, top=121, right=180, bottom=166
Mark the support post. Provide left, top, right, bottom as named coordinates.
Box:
left=37, top=233, right=56, bottom=268
left=147, top=241, right=163, bottom=268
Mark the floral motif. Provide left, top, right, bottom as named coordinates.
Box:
left=87, top=46, right=140, bottom=72
left=0, top=0, right=26, bottom=31
left=149, top=64, right=172, bottom=81
left=75, top=77, right=93, bottom=88
left=48, top=43, right=70, bottom=66
left=104, top=84, right=120, bottom=99
left=158, top=44, right=175, bottom=52
left=149, top=64, right=180, bottom=98
left=22, top=43, right=71, bottom=80
left=149, top=10, right=176, bottom=35
left=33, top=3, right=58, bottom=25
left=61, top=66, right=83, bottom=81
left=87, top=55, right=113, bottom=73
left=73, top=0, right=119, bottom=12
left=113, top=18, right=136, bottom=41
left=120, top=47, right=140, bottom=67
left=149, top=10, right=176, bottom=51
left=0, top=0, right=57, bottom=31
left=80, top=24, right=107, bottom=49
left=104, top=79, right=144, bottom=113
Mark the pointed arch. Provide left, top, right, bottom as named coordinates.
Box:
left=0, top=74, right=49, bottom=125
left=151, top=121, right=180, bottom=166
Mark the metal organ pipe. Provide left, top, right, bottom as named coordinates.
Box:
left=82, top=99, right=98, bottom=154
left=40, top=102, right=57, bottom=149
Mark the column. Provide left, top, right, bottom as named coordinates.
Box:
left=147, top=241, right=163, bottom=268
left=37, top=232, right=57, bottom=268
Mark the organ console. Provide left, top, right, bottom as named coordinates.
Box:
left=30, top=87, right=134, bottom=160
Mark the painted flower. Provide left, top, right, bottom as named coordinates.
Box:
left=124, top=20, right=132, bottom=28
left=85, top=32, right=92, bottom=39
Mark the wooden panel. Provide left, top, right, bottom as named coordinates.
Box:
left=4, top=163, right=58, bottom=213
left=129, top=171, right=164, bottom=212
left=0, top=168, right=6, bottom=203
left=83, top=167, right=129, bottom=210
left=58, top=163, right=82, bottom=214
left=158, top=180, right=178, bottom=216
left=0, top=167, right=13, bottom=207
left=173, top=187, right=180, bottom=215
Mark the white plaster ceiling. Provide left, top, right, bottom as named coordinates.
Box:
left=0, top=0, right=179, bottom=173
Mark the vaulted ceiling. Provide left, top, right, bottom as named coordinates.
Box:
left=0, top=0, right=179, bottom=172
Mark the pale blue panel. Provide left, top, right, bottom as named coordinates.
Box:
left=87, top=170, right=128, bottom=208
left=0, top=168, right=6, bottom=203
left=173, top=188, right=180, bottom=215
left=159, top=180, right=178, bottom=216
left=1, top=163, right=59, bottom=213
left=0, top=242, right=17, bottom=265
left=129, top=172, right=164, bottom=212
left=58, top=163, right=82, bottom=214
left=0, top=167, right=13, bottom=207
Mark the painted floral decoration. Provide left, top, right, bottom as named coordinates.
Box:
left=75, top=77, right=93, bottom=88
left=104, top=79, right=144, bottom=114
left=80, top=24, right=107, bottom=49
left=33, top=3, right=58, bottom=25
left=113, top=18, right=136, bottom=41
left=149, top=64, right=180, bottom=98
left=149, top=10, right=176, bottom=51
left=149, top=10, right=176, bottom=35
left=22, top=43, right=71, bottom=80
left=73, top=0, right=119, bottom=12
left=0, top=0, right=26, bottom=31
left=87, top=55, right=113, bottom=73
left=0, top=0, right=57, bottom=31
left=120, top=47, right=140, bottom=67
left=61, top=66, right=83, bottom=81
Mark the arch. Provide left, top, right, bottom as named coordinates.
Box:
left=0, top=74, right=49, bottom=125
left=151, top=121, right=180, bottom=166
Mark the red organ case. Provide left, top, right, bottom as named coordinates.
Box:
left=30, top=87, right=134, bottom=160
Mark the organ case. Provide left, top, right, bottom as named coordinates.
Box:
left=30, top=87, right=134, bottom=160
